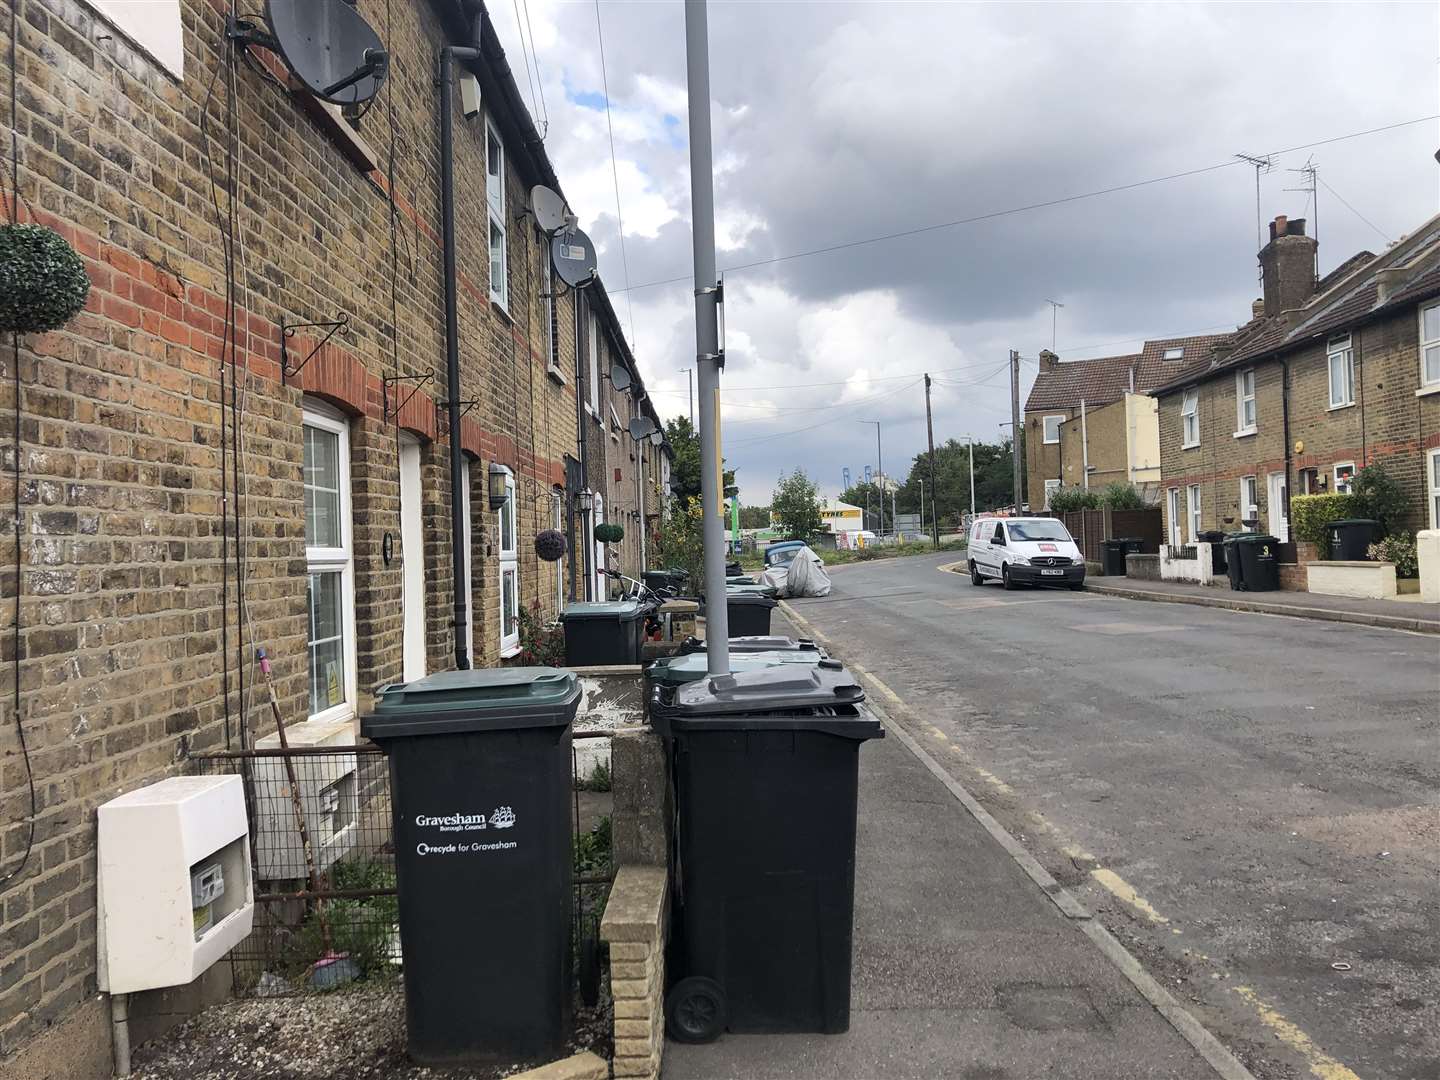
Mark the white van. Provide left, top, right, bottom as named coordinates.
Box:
left=967, top=516, right=1086, bottom=590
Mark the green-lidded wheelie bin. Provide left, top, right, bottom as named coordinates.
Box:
left=361, top=668, right=581, bottom=1066
left=560, top=600, right=653, bottom=665
left=1233, top=534, right=1281, bottom=591
left=653, top=664, right=884, bottom=1043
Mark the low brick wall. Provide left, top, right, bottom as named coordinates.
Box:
left=1125, top=553, right=1162, bottom=581
left=600, top=867, right=669, bottom=1080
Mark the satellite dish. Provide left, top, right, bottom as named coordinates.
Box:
left=264, top=0, right=390, bottom=106
left=530, top=186, right=568, bottom=233
left=609, top=364, right=632, bottom=392
left=649, top=430, right=665, bottom=447
left=628, top=416, right=657, bottom=441
left=551, top=228, right=597, bottom=288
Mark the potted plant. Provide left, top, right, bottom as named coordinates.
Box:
left=0, top=223, right=91, bottom=334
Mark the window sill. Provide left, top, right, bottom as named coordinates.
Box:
left=490, top=296, right=511, bottom=320
left=1417, top=384, right=1440, bottom=398
left=499, top=643, right=522, bottom=660
left=1327, top=401, right=1356, bottom=412
left=1233, top=429, right=1257, bottom=439
left=1042, top=439, right=1060, bottom=446
left=547, top=366, right=567, bottom=387
left=1182, top=441, right=1200, bottom=451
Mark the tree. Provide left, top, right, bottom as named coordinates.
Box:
left=771, top=469, right=823, bottom=540
left=738, top=504, right=771, bottom=529
left=664, top=416, right=736, bottom=503
left=844, top=437, right=1019, bottom=532
left=654, top=497, right=704, bottom=584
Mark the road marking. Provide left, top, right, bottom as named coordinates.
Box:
left=1231, top=987, right=1362, bottom=1080
left=1091, top=868, right=1170, bottom=924
left=1070, top=621, right=1192, bottom=636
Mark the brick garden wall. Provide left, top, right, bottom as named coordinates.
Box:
left=1158, top=305, right=1440, bottom=545
left=0, top=0, right=615, bottom=1065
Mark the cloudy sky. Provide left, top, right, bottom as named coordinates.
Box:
left=488, top=0, right=1440, bottom=504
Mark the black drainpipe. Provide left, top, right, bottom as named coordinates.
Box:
left=576, top=294, right=593, bottom=601
left=438, top=18, right=481, bottom=669
left=1281, top=356, right=1293, bottom=530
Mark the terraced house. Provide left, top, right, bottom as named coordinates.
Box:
left=1152, top=214, right=1440, bottom=548
left=0, top=1, right=667, bottom=1074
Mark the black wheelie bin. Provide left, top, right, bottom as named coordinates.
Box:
left=1325, top=519, right=1382, bottom=561
left=1102, top=539, right=1128, bottom=576
left=653, top=664, right=884, bottom=1043
left=1233, top=534, right=1280, bottom=591
left=560, top=600, right=653, bottom=665
left=362, top=668, right=582, bottom=1067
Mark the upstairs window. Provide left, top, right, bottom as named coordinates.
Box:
left=1042, top=415, right=1064, bottom=444
left=1181, top=390, right=1199, bottom=448
left=588, top=314, right=601, bottom=415
left=541, top=237, right=559, bottom=376
left=1235, top=369, right=1256, bottom=434
left=486, top=120, right=507, bottom=309
left=1421, top=302, right=1440, bottom=388
left=1163, top=347, right=1184, bottom=361
left=1327, top=334, right=1355, bottom=408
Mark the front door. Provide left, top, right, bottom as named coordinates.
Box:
left=1267, top=471, right=1289, bottom=543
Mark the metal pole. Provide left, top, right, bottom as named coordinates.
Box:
left=1009, top=349, right=1022, bottom=511
left=637, top=437, right=647, bottom=570
left=924, top=373, right=939, bottom=547
left=681, top=367, right=694, bottom=427
left=875, top=424, right=884, bottom=536
left=968, top=435, right=976, bottom=521
left=1080, top=397, right=1090, bottom=491
left=439, top=44, right=481, bottom=669
left=918, top=480, right=924, bottom=544
left=685, top=0, right=728, bottom=674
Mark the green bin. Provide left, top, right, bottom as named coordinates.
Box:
left=362, top=668, right=581, bottom=1066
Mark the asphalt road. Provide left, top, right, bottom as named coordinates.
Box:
left=787, top=552, right=1439, bottom=1080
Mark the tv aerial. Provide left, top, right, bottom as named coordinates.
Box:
left=230, top=0, right=391, bottom=106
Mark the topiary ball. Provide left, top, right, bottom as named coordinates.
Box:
left=595, top=523, right=625, bottom=544
left=535, top=529, right=567, bottom=562
left=0, top=224, right=91, bottom=334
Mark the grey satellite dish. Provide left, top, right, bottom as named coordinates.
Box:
left=264, top=0, right=390, bottom=106
left=530, top=186, right=568, bottom=234
left=551, top=228, right=597, bottom=288
left=628, top=416, right=657, bottom=441
left=609, top=364, right=632, bottom=392
left=649, top=430, right=665, bottom=446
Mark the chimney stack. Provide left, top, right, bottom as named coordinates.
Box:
left=1039, top=349, right=1060, bottom=372
left=1258, top=215, right=1318, bottom=317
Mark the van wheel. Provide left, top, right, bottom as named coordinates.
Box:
left=1002, top=565, right=1018, bottom=590
left=1069, top=582, right=1085, bottom=592
left=969, top=561, right=984, bottom=586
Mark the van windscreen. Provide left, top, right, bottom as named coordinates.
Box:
left=1008, top=520, right=1071, bottom=542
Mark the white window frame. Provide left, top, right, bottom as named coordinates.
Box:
left=1421, top=302, right=1440, bottom=390
left=541, top=238, right=560, bottom=378
left=1235, top=369, right=1257, bottom=436
left=486, top=119, right=508, bottom=310
left=1239, top=475, right=1259, bottom=522
left=1181, top=390, right=1199, bottom=448
left=1043, top=478, right=1061, bottom=509
left=84, top=0, right=184, bottom=79
left=303, top=404, right=357, bottom=725
left=1042, top=415, right=1064, bottom=444
left=1333, top=461, right=1356, bottom=495
left=399, top=434, right=428, bottom=682
left=1327, top=334, right=1355, bottom=409
left=587, top=314, right=601, bottom=416
left=1163, top=347, right=1184, bottom=361
left=1167, top=488, right=1182, bottom=548
left=1187, top=484, right=1201, bottom=543
left=609, top=402, right=623, bottom=443
left=1428, top=448, right=1440, bottom=529
left=497, top=467, right=519, bottom=656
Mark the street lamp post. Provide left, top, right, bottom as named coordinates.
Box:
left=859, top=420, right=883, bottom=536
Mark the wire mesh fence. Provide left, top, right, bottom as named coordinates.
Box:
left=189, top=734, right=615, bottom=998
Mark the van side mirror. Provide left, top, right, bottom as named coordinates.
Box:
left=994, top=535, right=1006, bottom=547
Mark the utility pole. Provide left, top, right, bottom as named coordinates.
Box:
left=1009, top=349, right=1022, bottom=511
left=968, top=435, right=976, bottom=523
left=680, top=366, right=694, bottom=426
left=684, top=0, right=727, bottom=673
left=924, top=373, right=939, bottom=547
left=1080, top=398, right=1090, bottom=491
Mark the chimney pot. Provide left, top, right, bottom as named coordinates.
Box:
left=1252, top=298, right=1265, bottom=318
left=1039, top=349, right=1060, bottom=372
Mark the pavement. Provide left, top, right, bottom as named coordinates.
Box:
left=763, top=553, right=1437, bottom=1080
left=1081, top=574, right=1440, bottom=634
left=664, top=610, right=1232, bottom=1080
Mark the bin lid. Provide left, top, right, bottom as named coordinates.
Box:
left=679, top=635, right=820, bottom=654
left=723, top=592, right=777, bottom=608
left=1325, top=518, right=1379, bottom=528
left=362, top=667, right=581, bottom=739
left=561, top=600, right=651, bottom=622
left=657, top=663, right=881, bottom=739
left=1221, top=531, right=1264, bottom=544
left=645, top=649, right=827, bottom=686
left=1234, top=534, right=1279, bottom=545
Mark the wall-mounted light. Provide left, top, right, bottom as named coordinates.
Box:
left=577, top=488, right=595, bottom=513
left=488, top=461, right=510, bottom=511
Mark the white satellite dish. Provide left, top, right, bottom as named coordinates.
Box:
left=530, top=186, right=568, bottom=233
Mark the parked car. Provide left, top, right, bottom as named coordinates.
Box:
left=764, top=539, right=810, bottom=567
left=967, top=516, right=1085, bottom=591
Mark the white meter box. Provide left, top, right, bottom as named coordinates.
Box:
left=253, top=718, right=359, bottom=880
left=97, top=775, right=254, bottom=994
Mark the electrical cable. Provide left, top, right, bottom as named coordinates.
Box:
left=608, top=114, right=1440, bottom=296
left=1318, top=178, right=1392, bottom=245
left=1, top=0, right=36, bottom=891
left=646, top=356, right=1004, bottom=394
left=521, top=0, right=548, bottom=137
left=511, top=0, right=540, bottom=133
left=727, top=378, right=925, bottom=448
left=592, top=0, right=636, bottom=350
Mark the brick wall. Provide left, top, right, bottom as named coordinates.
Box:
left=1024, top=407, right=1075, bottom=508
left=1157, top=306, right=1440, bottom=547
left=1057, top=399, right=1128, bottom=489
left=0, top=0, right=607, bottom=1064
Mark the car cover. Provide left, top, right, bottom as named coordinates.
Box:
left=782, top=547, right=831, bottom=597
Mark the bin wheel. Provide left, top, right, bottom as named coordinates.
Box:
left=1002, top=565, right=1018, bottom=590
left=969, top=561, right=984, bottom=586
left=666, top=976, right=727, bottom=1043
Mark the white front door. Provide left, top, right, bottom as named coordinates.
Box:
left=399, top=436, right=427, bottom=681
left=591, top=494, right=606, bottom=599
left=1167, top=488, right=1182, bottom=548
left=1267, top=471, right=1289, bottom=543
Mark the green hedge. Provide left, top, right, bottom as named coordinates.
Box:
left=1291, top=493, right=1357, bottom=555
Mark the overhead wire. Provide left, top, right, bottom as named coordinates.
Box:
left=592, top=0, right=636, bottom=350
left=520, top=0, right=548, bottom=136
left=727, top=377, right=926, bottom=448
left=646, top=357, right=1005, bottom=394
left=607, top=114, right=1440, bottom=296
left=511, top=0, right=541, bottom=134
left=1318, top=177, right=1392, bottom=244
